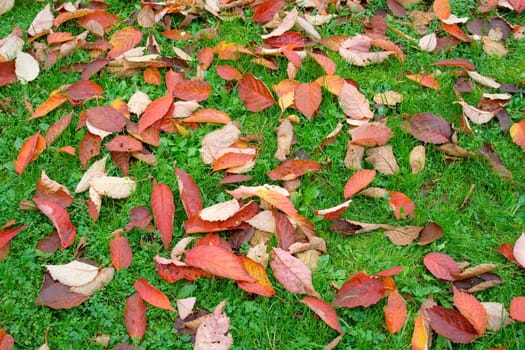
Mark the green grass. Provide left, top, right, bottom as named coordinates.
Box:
left=1, top=0, right=525, bottom=349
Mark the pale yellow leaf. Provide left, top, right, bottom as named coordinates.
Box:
left=46, top=260, right=99, bottom=287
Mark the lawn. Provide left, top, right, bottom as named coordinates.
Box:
left=1, top=0, right=525, bottom=349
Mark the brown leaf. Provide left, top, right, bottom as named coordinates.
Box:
left=344, top=143, right=364, bottom=169
left=478, top=142, right=512, bottom=180
left=274, top=119, right=294, bottom=161
left=366, top=146, right=399, bottom=175
left=124, top=293, right=146, bottom=339
left=134, top=278, right=174, bottom=311
left=409, top=145, right=426, bottom=174
left=339, top=82, right=373, bottom=121
left=107, top=27, right=143, bottom=58
left=330, top=219, right=384, bottom=236
left=456, top=101, right=494, bottom=124
left=384, top=225, right=422, bottom=245
left=428, top=306, right=478, bottom=344
left=482, top=302, right=514, bottom=332
left=423, top=252, right=461, bottom=281
left=436, top=143, right=477, bottom=159
left=36, top=231, right=61, bottom=254
left=238, top=73, right=275, bottom=112
left=417, top=221, right=443, bottom=245
left=333, top=271, right=385, bottom=308
left=453, top=263, right=498, bottom=280
left=404, top=113, right=451, bottom=144
left=270, top=247, right=319, bottom=297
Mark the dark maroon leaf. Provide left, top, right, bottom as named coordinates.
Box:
left=428, top=306, right=478, bottom=344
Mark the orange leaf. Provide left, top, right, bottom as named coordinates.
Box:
left=185, top=245, right=255, bottom=282
left=350, top=122, right=394, bottom=146
left=256, top=189, right=298, bottom=216
left=183, top=201, right=259, bottom=234
left=138, top=95, right=173, bottom=134
left=45, top=112, right=72, bottom=146
left=315, top=75, right=346, bottom=96
left=411, top=314, right=430, bottom=350
left=29, top=93, right=68, bottom=120
left=110, top=236, right=133, bottom=270
left=33, top=198, right=76, bottom=249
left=431, top=59, right=475, bottom=70
left=105, top=135, right=143, bottom=152
left=238, top=73, right=275, bottom=112
left=183, top=109, right=231, bottom=124
left=384, top=290, right=407, bottom=333
left=453, top=286, right=488, bottom=335
left=14, top=131, right=46, bottom=176
left=151, top=184, right=175, bottom=250
left=77, top=10, right=119, bottom=30
left=295, top=82, right=322, bottom=120
left=333, top=271, right=385, bottom=308
left=0, top=225, right=26, bottom=249
left=53, top=8, right=94, bottom=27
left=216, top=65, right=242, bottom=81
left=79, top=132, right=101, bottom=169
left=388, top=191, right=416, bottom=219
left=441, top=23, right=471, bottom=42
left=107, top=27, right=143, bottom=59
left=268, top=160, right=321, bottom=181
left=237, top=256, right=276, bottom=297
left=124, top=293, right=146, bottom=339
left=212, top=152, right=255, bottom=172
left=133, top=278, right=175, bottom=311
left=344, top=169, right=376, bottom=198
left=144, top=67, right=161, bottom=86
left=270, top=247, right=319, bottom=297
left=162, top=29, right=192, bottom=41
left=301, top=296, right=342, bottom=333
left=423, top=252, right=461, bottom=281
left=510, top=296, right=525, bottom=322
left=510, top=120, right=525, bottom=149
left=433, top=0, right=451, bottom=20
left=196, top=47, right=214, bottom=70
left=171, top=80, right=211, bottom=102
left=428, top=306, right=478, bottom=344
left=407, top=74, right=440, bottom=90
left=308, top=51, right=336, bottom=75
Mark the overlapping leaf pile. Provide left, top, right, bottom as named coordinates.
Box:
left=1, top=0, right=525, bottom=348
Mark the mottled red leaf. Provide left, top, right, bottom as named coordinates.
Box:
left=453, top=286, right=488, bottom=335
left=264, top=31, right=307, bottom=48
left=428, top=306, right=478, bottom=344
left=133, top=278, right=175, bottom=311
left=423, top=252, right=461, bottom=281
left=0, top=61, right=17, bottom=87
left=67, top=80, right=104, bottom=104
left=125, top=206, right=152, bottom=232
left=14, top=131, right=46, bottom=176
left=196, top=47, right=214, bottom=70
left=268, top=160, right=321, bottom=181
left=301, top=296, right=342, bottom=333
left=237, top=256, right=276, bottom=297
left=79, top=132, right=101, bottom=169
left=238, top=73, right=275, bottom=112
left=270, top=247, right=319, bottom=297
left=252, top=0, right=285, bottom=23
left=171, top=80, right=211, bottom=102
left=350, top=122, right=394, bottom=146
left=216, top=65, right=242, bottom=81
left=107, top=27, right=143, bottom=58
left=388, top=191, right=416, bottom=219
left=405, top=113, right=451, bottom=144
left=333, top=271, right=385, bottom=308
left=151, top=184, right=175, bottom=250
left=29, top=93, right=68, bottom=120
left=295, top=82, right=322, bottom=120
left=124, top=293, right=146, bottom=339
left=384, top=289, right=406, bottom=334
left=85, top=106, right=127, bottom=132
left=45, top=112, right=72, bottom=146
left=110, top=236, right=132, bottom=270
left=185, top=245, right=255, bottom=282
left=344, top=169, right=376, bottom=198
left=183, top=201, right=259, bottom=234
left=510, top=296, right=525, bottom=322
left=105, top=135, right=143, bottom=152
left=273, top=210, right=295, bottom=250
left=0, top=225, right=26, bottom=249
left=138, top=95, right=173, bottom=134
left=33, top=197, right=75, bottom=249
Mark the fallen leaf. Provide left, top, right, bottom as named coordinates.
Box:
left=110, top=236, right=132, bottom=270
left=411, top=313, right=431, bottom=350
left=339, top=82, right=373, bottom=120
left=481, top=302, right=514, bottom=332
left=373, top=90, right=403, bottom=106
left=478, top=142, right=512, bottom=180
left=270, top=247, right=319, bottom=297
left=366, top=146, right=399, bottom=175
left=453, top=286, right=488, bottom=335
left=46, top=260, right=98, bottom=287
left=15, top=51, right=40, bottom=83
left=456, top=101, right=495, bottom=124
left=134, top=278, right=175, bottom=311
left=107, top=27, right=143, bottom=58
left=300, top=296, right=342, bottom=333
left=70, top=267, right=114, bottom=296
left=350, top=122, right=394, bottom=146
left=199, top=199, right=240, bottom=222
left=295, top=82, right=322, bottom=120
left=388, top=191, right=416, bottom=219
left=406, top=74, right=439, bottom=90
left=510, top=296, right=525, bottom=322
left=433, top=0, right=451, bottom=20
left=510, top=120, right=525, bottom=149
left=90, top=176, right=136, bottom=199
left=194, top=300, right=233, bottom=350
left=423, top=252, right=461, bottom=281
left=384, top=290, right=406, bottom=333
left=428, top=306, right=478, bottom=344
left=274, top=118, right=294, bottom=161
left=44, top=112, right=72, bottom=146
left=67, top=80, right=104, bottom=105
left=0, top=329, right=14, bottom=350
left=29, top=93, right=68, bottom=120
left=0, top=225, right=26, bottom=249
left=333, top=271, right=385, bottom=308
left=261, top=8, right=298, bottom=39
left=237, top=256, right=275, bottom=297
left=467, top=71, right=500, bottom=89
left=344, top=169, right=376, bottom=198
left=171, top=80, right=211, bottom=102
left=418, top=222, right=443, bottom=245
left=138, top=95, right=173, bottom=134
left=409, top=145, right=426, bottom=174
left=35, top=273, right=89, bottom=309
left=238, top=73, right=275, bottom=112
left=313, top=200, right=352, bottom=220
left=339, top=35, right=392, bottom=67
left=36, top=231, right=60, bottom=254
left=268, top=160, right=321, bottom=181
left=151, top=184, right=175, bottom=250
left=124, top=293, right=147, bottom=339
left=384, top=225, right=422, bottom=245
left=175, top=168, right=203, bottom=219
left=33, top=198, right=76, bottom=249
left=404, top=113, right=451, bottom=144
left=14, top=131, right=46, bottom=176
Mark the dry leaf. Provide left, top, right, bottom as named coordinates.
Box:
left=89, top=176, right=136, bottom=199
left=70, top=267, right=114, bottom=296
left=365, top=146, right=400, bottom=175
left=373, top=91, right=403, bottom=106
left=384, top=225, right=423, bottom=245
left=274, top=119, right=294, bottom=161
left=194, top=300, right=233, bottom=350
left=199, top=199, right=240, bottom=222
left=410, top=145, right=426, bottom=174
left=46, top=260, right=99, bottom=287
left=15, top=51, right=40, bottom=83
left=481, top=302, right=514, bottom=332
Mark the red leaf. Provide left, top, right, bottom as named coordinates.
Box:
left=441, top=23, right=471, bottom=43
left=144, top=67, right=161, bottom=86
left=183, top=109, right=231, bottom=124
left=216, top=65, right=242, bottom=81
left=388, top=191, right=416, bottom=219
left=79, top=132, right=101, bottom=169
left=237, top=256, right=276, bottom=297
left=301, top=296, right=342, bottom=333
left=255, top=190, right=298, bottom=217
left=175, top=168, right=203, bottom=219
left=406, top=74, right=440, bottom=90
left=509, top=0, right=525, bottom=13
left=85, top=106, right=127, bottom=132
left=375, top=265, right=404, bottom=277
left=428, top=306, right=478, bottom=344
left=295, top=82, right=322, bottom=120
left=33, top=198, right=76, bottom=249
left=270, top=247, right=319, bottom=297
left=308, top=51, right=336, bottom=75
left=433, top=0, right=451, bottom=20
left=273, top=210, right=295, bottom=250
left=453, top=286, right=488, bottom=334
left=513, top=233, right=525, bottom=268
left=138, top=95, right=173, bottom=134
left=195, top=233, right=232, bottom=250
left=196, top=47, right=214, bottom=70
left=151, top=184, right=175, bottom=250
left=264, top=31, right=307, bottom=49
left=510, top=296, right=525, bottom=322
left=350, top=122, right=394, bottom=146
left=171, top=80, right=211, bottom=102
left=126, top=206, right=152, bottom=232
left=67, top=80, right=104, bottom=104
left=14, top=131, right=46, bottom=176
left=0, top=61, right=17, bottom=87
left=220, top=174, right=252, bottom=184
left=183, top=201, right=259, bottom=234
left=238, top=73, right=275, bottom=112
left=36, top=231, right=61, bottom=254
left=107, top=27, right=143, bottom=58
left=431, top=59, right=475, bottom=70
left=252, top=0, right=285, bottom=23
left=344, top=169, right=376, bottom=198
left=184, top=245, right=255, bottom=282
left=268, top=160, right=321, bottom=181
left=333, top=271, right=385, bottom=308
left=212, top=152, right=255, bottom=172
left=110, top=236, right=133, bottom=270
left=34, top=171, right=73, bottom=208
left=45, top=112, right=72, bottom=146
left=29, top=93, right=68, bottom=120
left=423, top=252, right=461, bottom=281
left=498, top=243, right=516, bottom=263
left=0, top=225, right=26, bottom=249
left=78, top=10, right=118, bottom=30
left=313, top=200, right=352, bottom=220
left=154, top=255, right=211, bottom=283
left=0, top=329, right=14, bottom=350
left=105, top=135, right=143, bottom=152
left=133, top=278, right=175, bottom=311
left=124, top=293, right=146, bottom=339
left=384, top=289, right=407, bottom=333
left=81, top=58, right=110, bottom=80
left=405, top=113, right=451, bottom=144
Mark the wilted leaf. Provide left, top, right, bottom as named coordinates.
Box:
left=301, top=296, right=342, bottom=333
left=333, top=271, right=384, bottom=308
left=418, top=222, right=443, bottom=245
left=33, top=198, right=76, bottom=249
left=125, top=293, right=146, bottom=339
left=90, top=176, right=136, bottom=199
left=110, top=236, right=132, bottom=270
left=134, top=278, right=175, bottom=311
left=274, top=118, right=294, bottom=161
left=70, top=267, right=114, bottom=296
left=366, top=146, right=399, bottom=175
left=510, top=120, right=525, bottom=149
left=384, top=290, right=406, bottom=333
left=344, top=169, right=376, bottom=198
left=339, top=82, right=373, bottom=120
left=36, top=273, right=89, bottom=309
left=453, top=263, right=498, bottom=280
left=268, top=160, right=321, bottom=181
left=428, top=306, right=478, bottom=344
left=46, top=260, right=98, bottom=287
left=313, top=200, right=352, bottom=220
left=350, top=122, right=394, bottom=146
left=15, top=51, right=39, bottom=83
left=478, top=143, right=512, bottom=180
left=151, top=184, right=175, bottom=250
left=405, top=113, right=451, bottom=144
left=482, top=302, right=514, bottom=332
left=107, top=27, right=143, bottom=58
left=270, top=247, right=319, bottom=297
left=339, top=35, right=392, bottom=67
left=453, top=286, right=488, bottom=335
left=384, top=225, right=422, bottom=245
left=410, top=145, right=426, bottom=174
left=467, top=71, right=500, bottom=89
left=194, top=300, right=233, bottom=350
left=456, top=101, right=494, bottom=124
left=423, top=252, right=461, bottom=281
left=238, top=73, right=275, bottom=112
